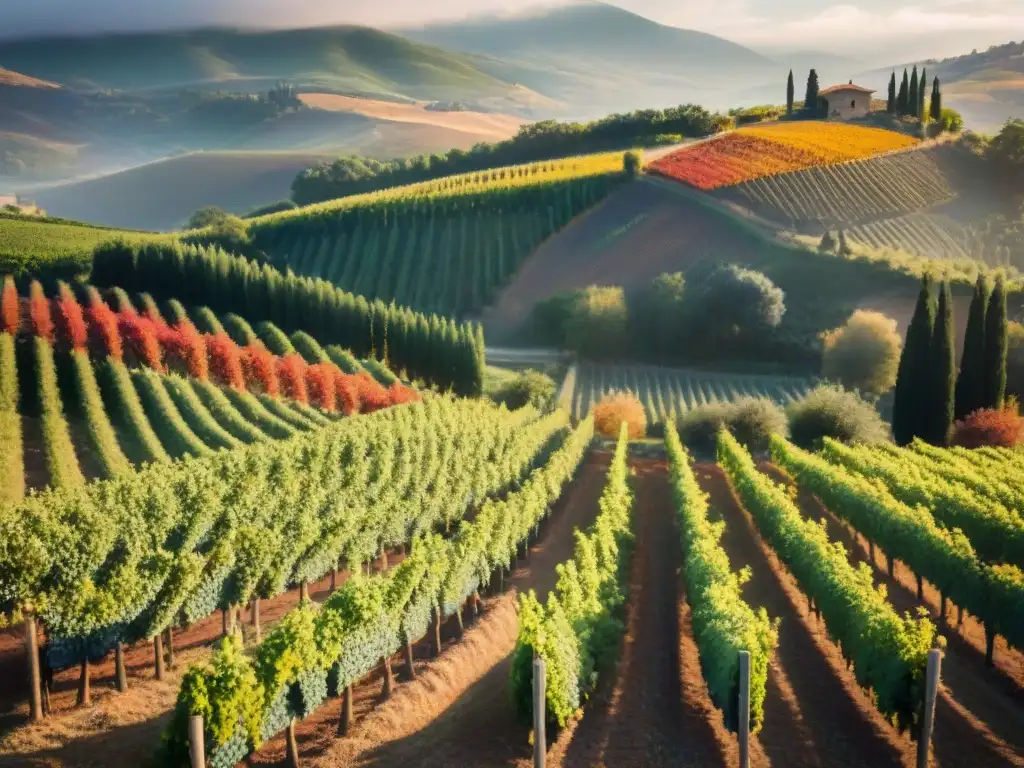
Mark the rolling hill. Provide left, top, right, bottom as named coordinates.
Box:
left=0, top=26, right=527, bottom=104
left=868, top=40, right=1024, bottom=132
left=403, top=1, right=774, bottom=115
left=480, top=175, right=975, bottom=352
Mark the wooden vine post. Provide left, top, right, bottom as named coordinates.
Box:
left=916, top=649, right=943, bottom=768
left=382, top=654, right=394, bottom=698
left=432, top=608, right=443, bottom=657
left=188, top=714, right=205, bottom=768
left=339, top=683, right=354, bottom=736
left=286, top=717, right=300, bottom=767
left=404, top=635, right=417, bottom=680
left=251, top=598, right=262, bottom=643
left=24, top=611, right=44, bottom=721
left=166, top=627, right=175, bottom=668
left=154, top=632, right=165, bottom=681
left=76, top=658, right=91, bottom=707
left=533, top=656, right=546, bottom=768
left=115, top=642, right=128, bottom=693
left=738, top=651, right=751, bottom=768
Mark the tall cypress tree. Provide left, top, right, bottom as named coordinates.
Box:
left=787, top=69, right=795, bottom=116
left=955, top=275, right=990, bottom=420
left=983, top=276, right=1008, bottom=409
left=918, top=67, right=927, bottom=120
left=893, top=275, right=935, bottom=445
left=909, top=66, right=919, bottom=117
left=927, top=281, right=956, bottom=445
left=898, top=69, right=909, bottom=114
left=930, top=77, right=942, bottom=122
left=887, top=72, right=897, bottom=114
left=804, top=69, right=820, bottom=116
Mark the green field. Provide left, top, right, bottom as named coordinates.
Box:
left=0, top=213, right=166, bottom=278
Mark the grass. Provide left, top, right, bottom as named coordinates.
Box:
left=649, top=122, right=918, bottom=190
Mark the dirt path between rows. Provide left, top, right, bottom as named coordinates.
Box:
left=550, top=458, right=736, bottom=768
left=699, top=464, right=916, bottom=768
left=761, top=464, right=1024, bottom=768
left=257, top=451, right=613, bottom=768
left=0, top=558, right=398, bottom=766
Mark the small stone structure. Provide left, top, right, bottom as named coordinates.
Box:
left=820, top=81, right=875, bottom=119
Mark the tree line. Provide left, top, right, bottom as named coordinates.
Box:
left=886, top=65, right=942, bottom=122
left=290, top=104, right=719, bottom=205
left=893, top=274, right=1008, bottom=446
left=90, top=241, right=486, bottom=396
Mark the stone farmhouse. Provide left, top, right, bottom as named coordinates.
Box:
left=820, top=81, right=875, bottom=119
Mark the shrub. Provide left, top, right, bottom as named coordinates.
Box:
left=160, top=321, right=209, bottom=380
left=305, top=363, right=336, bottom=411
left=564, top=285, right=628, bottom=359
left=677, top=401, right=735, bottom=454
left=206, top=333, right=245, bottom=389
left=387, top=381, right=420, bottom=407
left=1, top=275, right=18, bottom=335
left=1007, top=321, right=1024, bottom=402
left=952, top=405, right=1023, bottom=448
left=54, top=282, right=88, bottom=350
left=492, top=369, right=556, bottom=410
left=118, top=312, right=164, bottom=370
left=333, top=373, right=360, bottom=415
left=821, top=310, right=902, bottom=396
left=353, top=372, right=391, bottom=413
left=291, top=331, right=330, bottom=364
left=686, top=266, right=785, bottom=355
left=731, top=397, right=789, bottom=453
left=677, top=397, right=787, bottom=454
left=623, top=150, right=642, bottom=177
left=628, top=272, right=686, bottom=361
left=818, top=231, right=836, bottom=253
left=529, top=289, right=582, bottom=347
left=242, top=344, right=279, bottom=396
left=28, top=280, right=54, bottom=341
left=786, top=384, right=889, bottom=449
left=593, top=391, right=646, bottom=439
left=223, top=313, right=259, bottom=346
left=276, top=354, right=308, bottom=403
left=85, top=287, right=122, bottom=360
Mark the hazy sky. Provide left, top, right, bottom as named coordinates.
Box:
left=3, top=0, right=1021, bottom=54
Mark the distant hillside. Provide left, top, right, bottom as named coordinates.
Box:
left=0, top=26, right=525, bottom=104
left=404, top=1, right=773, bottom=114
left=871, top=40, right=1024, bottom=132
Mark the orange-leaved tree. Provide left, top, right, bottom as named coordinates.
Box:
left=593, top=391, right=646, bottom=439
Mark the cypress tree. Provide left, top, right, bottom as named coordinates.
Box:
left=887, top=72, right=897, bottom=114
left=954, top=275, right=989, bottom=420
left=927, top=281, right=956, bottom=445
left=787, top=70, right=795, bottom=116
left=918, top=67, right=927, bottom=120
left=804, top=69, right=820, bottom=116
left=898, top=69, right=909, bottom=114
left=983, top=276, right=1008, bottom=409
left=893, top=275, right=935, bottom=445
left=930, top=77, right=942, bottom=122
left=909, top=66, right=919, bottom=118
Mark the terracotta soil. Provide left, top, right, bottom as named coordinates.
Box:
left=698, top=464, right=916, bottom=768
left=760, top=463, right=1024, bottom=767
left=274, top=451, right=614, bottom=768
left=550, top=458, right=736, bottom=768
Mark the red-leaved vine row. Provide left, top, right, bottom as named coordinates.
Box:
left=11, top=280, right=418, bottom=414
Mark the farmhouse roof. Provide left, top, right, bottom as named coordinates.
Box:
left=820, top=81, right=876, bottom=96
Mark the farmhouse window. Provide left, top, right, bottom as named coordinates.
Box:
left=851, top=100, right=856, bottom=108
